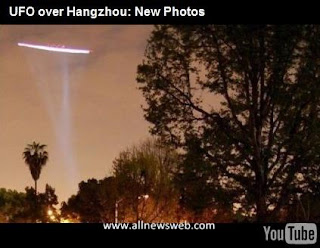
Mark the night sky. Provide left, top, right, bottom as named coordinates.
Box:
left=0, top=25, right=152, bottom=202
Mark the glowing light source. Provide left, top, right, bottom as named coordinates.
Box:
left=47, top=209, right=53, bottom=216
left=138, top=194, right=149, bottom=200
left=60, top=218, right=71, bottom=223
left=18, top=42, right=90, bottom=54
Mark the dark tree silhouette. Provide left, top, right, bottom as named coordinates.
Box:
left=23, top=142, right=48, bottom=195
left=62, top=139, right=180, bottom=223
left=0, top=188, right=25, bottom=222
left=61, top=177, right=118, bottom=223
left=113, top=139, right=179, bottom=222
left=137, top=25, right=320, bottom=221
left=175, top=137, right=235, bottom=221
left=20, top=185, right=58, bottom=223
left=0, top=185, right=58, bottom=223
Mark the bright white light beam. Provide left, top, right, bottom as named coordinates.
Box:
left=18, top=42, right=90, bottom=54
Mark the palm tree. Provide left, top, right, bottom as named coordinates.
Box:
left=23, top=142, right=48, bottom=195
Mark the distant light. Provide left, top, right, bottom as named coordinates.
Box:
left=138, top=194, right=149, bottom=200
left=61, top=218, right=70, bottom=223
left=18, top=42, right=90, bottom=54
left=47, top=209, right=53, bottom=216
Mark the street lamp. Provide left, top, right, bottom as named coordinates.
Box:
left=138, top=194, right=149, bottom=200
left=137, top=194, right=149, bottom=222
left=47, top=209, right=53, bottom=216
left=115, top=195, right=150, bottom=223
left=47, top=208, right=56, bottom=222
left=115, top=198, right=123, bottom=223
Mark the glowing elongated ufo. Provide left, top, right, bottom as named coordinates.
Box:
left=18, top=42, right=90, bottom=54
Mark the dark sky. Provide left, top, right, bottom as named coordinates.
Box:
left=0, top=25, right=153, bottom=202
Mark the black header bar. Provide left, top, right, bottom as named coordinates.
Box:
left=0, top=0, right=318, bottom=24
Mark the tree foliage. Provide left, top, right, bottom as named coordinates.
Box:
left=62, top=139, right=180, bottom=222
left=0, top=188, right=26, bottom=222
left=175, top=137, right=235, bottom=221
left=16, top=185, right=59, bottom=223
left=23, top=142, right=49, bottom=194
left=113, top=138, right=179, bottom=222
left=61, top=177, right=118, bottom=223
left=137, top=25, right=320, bottom=221
left=0, top=185, right=58, bottom=223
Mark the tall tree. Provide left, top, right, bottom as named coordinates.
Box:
left=175, top=137, right=235, bottom=222
left=61, top=177, right=118, bottom=223
left=23, top=142, right=48, bottom=194
left=137, top=25, right=320, bottom=221
left=113, top=138, right=179, bottom=222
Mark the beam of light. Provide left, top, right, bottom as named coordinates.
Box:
left=18, top=42, right=90, bottom=54
left=21, top=49, right=84, bottom=196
